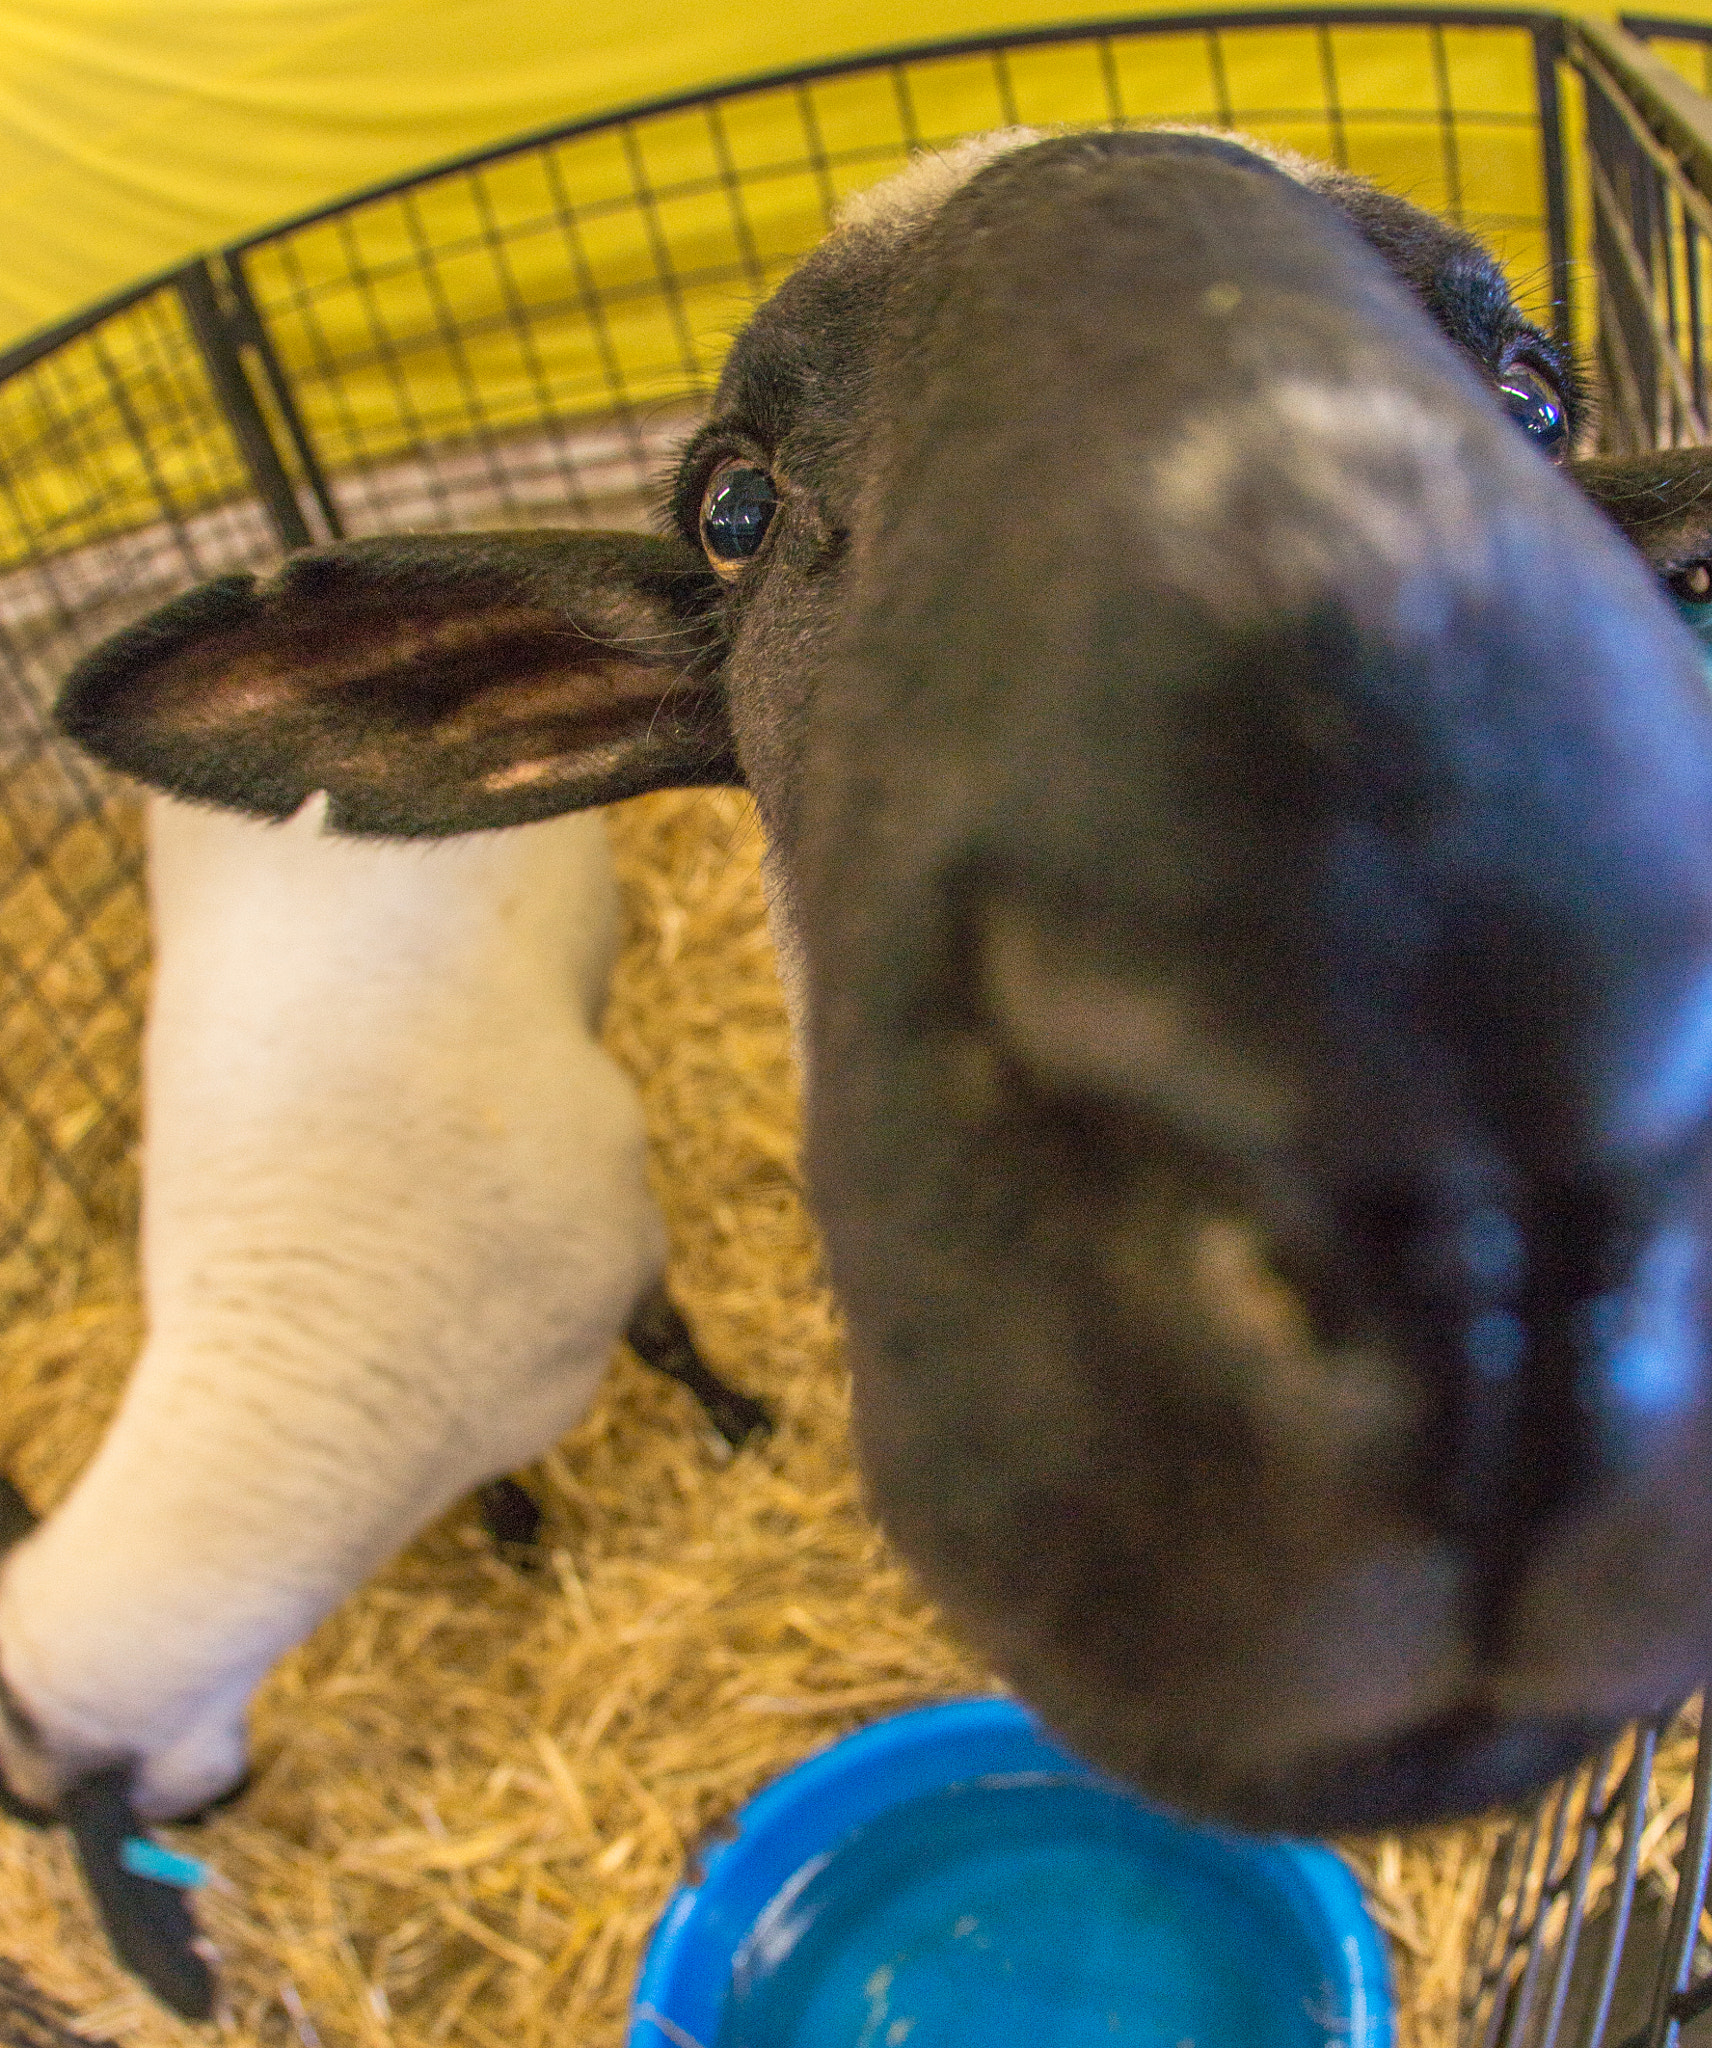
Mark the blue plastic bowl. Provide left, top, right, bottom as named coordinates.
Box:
left=629, top=1698, right=1393, bottom=2048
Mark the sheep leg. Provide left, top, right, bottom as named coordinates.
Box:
left=474, top=1477, right=543, bottom=1548
left=472, top=1300, right=769, bottom=1546
left=624, top=1284, right=772, bottom=1449
left=0, top=1476, right=214, bottom=2021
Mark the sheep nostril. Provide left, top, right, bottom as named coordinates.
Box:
left=978, top=896, right=1296, bottom=1156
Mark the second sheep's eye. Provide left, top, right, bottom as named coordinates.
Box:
left=1498, top=364, right=1569, bottom=459
left=702, top=465, right=779, bottom=570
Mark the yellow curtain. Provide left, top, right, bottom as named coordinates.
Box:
left=0, top=0, right=1703, bottom=350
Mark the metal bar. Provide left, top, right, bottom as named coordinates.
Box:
left=1581, top=25, right=1712, bottom=444
left=85, top=326, right=204, bottom=580
left=992, top=45, right=1023, bottom=128
left=1574, top=17, right=1712, bottom=204
left=1571, top=1725, right=1658, bottom=2048
left=891, top=60, right=924, bottom=151
left=0, top=270, right=188, bottom=386
left=537, top=146, right=651, bottom=481
left=1431, top=21, right=1467, bottom=221
left=1591, top=128, right=1655, bottom=458
left=1668, top=1969, right=1712, bottom=2030
left=265, top=232, right=383, bottom=528
left=1532, top=1748, right=1620, bottom=2048
left=793, top=81, right=841, bottom=231
left=704, top=98, right=768, bottom=297
left=1478, top=1801, right=1552, bottom=2048
left=175, top=260, right=313, bottom=551
left=1501, top=1773, right=1580, bottom=2045
left=329, top=209, right=456, bottom=526
left=1623, top=15, right=1712, bottom=47
left=393, top=182, right=521, bottom=515
left=617, top=122, right=706, bottom=385
left=1097, top=35, right=1125, bottom=123
left=1206, top=24, right=1234, bottom=127
left=1578, top=41, right=1712, bottom=444
left=1317, top=22, right=1349, bottom=169
left=216, top=253, right=344, bottom=541
left=1533, top=18, right=1576, bottom=355
left=1590, top=148, right=1708, bottom=438
left=1642, top=1717, right=1712, bottom=2047
left=1594, top=94, right=1659, bottom=452
left=462, top=163, right=595, bottom=524
left=1661, top=175, right=1685, bottom=440
left=1598, top=265, right=1654, bottom=451
left=1571, top=37, right=1712, bottom=246
left=1466, top=1815, right=1538, bottom=2043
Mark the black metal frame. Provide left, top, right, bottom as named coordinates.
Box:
left=1623, top=16, right=1712, bottom=52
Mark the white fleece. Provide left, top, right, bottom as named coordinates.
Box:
left=0, top=795, right=663, bottom=1817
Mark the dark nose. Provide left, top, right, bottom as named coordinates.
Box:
left=982, top=884, right=1709, bottom=1521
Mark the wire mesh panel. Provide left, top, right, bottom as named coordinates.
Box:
left=1460, top=1703, right=1712, bottom=2048
left=0, top=280, right=283, bottom=1313
left=1574, top=17, right=1712, bottom=450
left=225, top=11, right=1571, bottom=548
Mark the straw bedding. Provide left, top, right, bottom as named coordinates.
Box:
left=0, top=781, right=1691, bottom=2048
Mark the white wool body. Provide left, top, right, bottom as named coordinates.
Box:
left=0, top=794, right=662, bottom=1818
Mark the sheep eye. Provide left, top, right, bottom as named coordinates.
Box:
left=1498, top=365, right=1568, bottom=459
left=701, top=465, right=778, bottom=573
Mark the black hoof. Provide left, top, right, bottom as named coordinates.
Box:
left=63, top=1767, right=216, bottom=2022
left=475, top=1476, right=543, bottom=1548
left=624, top=1284, right=774, bottom=1450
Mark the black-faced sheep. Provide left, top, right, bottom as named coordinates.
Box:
left=51, top=127, right=1712, bottom=1842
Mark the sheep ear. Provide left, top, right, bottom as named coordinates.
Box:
left=55, top=531, right=739, bottom=834
left=1571, top=451, right=1712, bottom=582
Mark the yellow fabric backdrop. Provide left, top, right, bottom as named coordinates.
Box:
left=0, top=0, right=1706, bottom=351
left=0, top=0, right=1708, bottom=570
